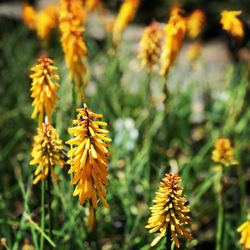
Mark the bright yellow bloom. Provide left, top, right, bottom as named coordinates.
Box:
left=160, top=12, right=186, bottom=77
left=59, top=0, right=87, bottom=98
left=237, top=220, right=250, bottom=250
left=220, top=11, right=244, bottom=40
left=66, top=104, right=111, bottom=228
left=146, top=173, right=192, bottom=248
left=30, top=57, right=60, bottom=124
left=138, top=21, right=163, bottom=70
left=212, top=138, right=238, bottom=167
left=22, top=4, right=37, bottom=30
left=187, top=9, right=205, bottom=39
left=113, top=0, right=140, bottom=45
left=30, top=123, right=65, bottom=184
left=36, top=4, right=59, bottom=41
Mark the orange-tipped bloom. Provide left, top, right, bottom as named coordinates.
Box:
left=146, top=174, right=192, bottom=248
left=30, top=123, right=65, bottom=184
left=22, top=4, right=37, bottom=30
left=160, top=11, right=186, bottom=77
left=113, top=0, right=140, bottom=45
left=36, top=4, right=59, bottom=41
left=66, top=104, right=111, bottom=228
left=138, top=21, right=163, bottom=70
left=220, top=11, right=244, bottom=41
left=85, top=0, right=102, bottom=13
left=212, top=138, right=238, bottom=167
left=59, top=0, right=87, bottom=96
left=30, top=57, right=60, bottom=124
left=237, top=220, right=250, bottom=249
left=187, top=9, right=205, bottom=39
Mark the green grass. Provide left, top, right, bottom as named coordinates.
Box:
left=0, top=16, right=250, bottom=250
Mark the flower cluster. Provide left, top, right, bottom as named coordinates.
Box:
left=30, top=123, right=65, bottom=184
left=59, top=0, right=87, bottom=97
left=66, top=104, right=111, bottom=227
left=146, top=174, right=192, bottom=248
left=30, top=57, right=60, bottom=124
left=187, top=9, right=205, bottom=39
left=22, top=3, right=59, bottom=41
left=212, top=138, right=238, bottom=167
left=138, top=21, right=163, bottom=70
left=237, top=220, right=250, bottom=250
left=220, top=11, right=244, bottom=41
left=113, top=0, right=140, bottom=45
left=160, top=11, right=186, bottom=77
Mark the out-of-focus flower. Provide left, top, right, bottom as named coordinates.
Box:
left=85, top=0, right=102, bottom=13
left=212, top=138, right=238, bottom=167
left=160, top=11, right=186, bottom=77
left=22, top=4, right=37, bottom=30
left=36, top=4, right=59, bottom=41
left=187, top=9, right=205, bottom=39
left=66, top=104, right=111, bottom=229
left=237, top=220, right=250, bottom=249
left=114, top=117, right=138, bottom=152
left=113, top=0, right=140, bottom=45
left=30, top=123, right=65, bottom=184
left=59, top=0, right=87, bottom=100
left=146, top=173, right=192, bottom=248
left=220, top=11, right=244, bottom=41
left=30, top=57, right=60, bottom=124
left=186, top=42, right=202, bottom=63
left=138, top=21, right=163, bottom=70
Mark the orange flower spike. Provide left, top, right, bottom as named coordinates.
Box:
left=22, top=4, right=37, bottom=30
left=160, top=11, right=186, bottom=77
left=220, top=10, right=244, bottom=40
left=59, top=0, right=87, bottom=96
left=146, top=174, right=192, bottom=248
left=212, top=138, right=238, bottom=167
left=66, top=104, right=111, bottom=228
left=30, top=57, right=60, bottom=124
left=187, top=9, right=205, bottom=39
left=138, top=21, right=163, bottom=70
left=113, top=0, right=140, bottom=45
left=36, top=4, right=59, bottom=41
left=30, top=123, right=65, bottom=185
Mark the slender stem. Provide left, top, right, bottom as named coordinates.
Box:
left=47, top=168, right=52, bottom=237
left=40, top=180, right=45, bottom=250
left=146, top=71, right=152, bottom=102
left=216, top=171, right=224, bottom=250
left=166, top=226, right=172, bottom=250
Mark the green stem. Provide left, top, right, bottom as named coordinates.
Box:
left=47, top=171, right=52, bottom=237
left=216, top=171, right=224, bottom=250
left=237, top=163, right=247, bottom=218
left=40, top=180, right=45, bottom=250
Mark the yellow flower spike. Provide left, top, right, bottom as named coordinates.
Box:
left=66, top=104, right=111, bottom=229
left=220, top=10, right=244, bottom=41
left=113, top=0, right=140, bottom=45
left=59, top=0, right=88, bottom=100
left=211, top=138, right=238, bottom=167
left=22, top=3, right=37, bottom=30
left=30, top=123, right=65, bottom=185
left=237, top=219, right=250, bottom=249
left=187, top=9, right=205, bottom=39
left=146, top=173, right=192, bottom=248
left=160, top=10, right=186, bottom=77
left=138, top=21, right=163, bottom=70
left=30, top=57, right=60, bottom=125
left=36, top=4, right=59, bottom=41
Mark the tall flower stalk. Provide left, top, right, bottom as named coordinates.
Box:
left=211, top=137, right=238, bottom=250
left=66, top=104, right=111, bottom=230
left=59, top=0, right=88, bottom=103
